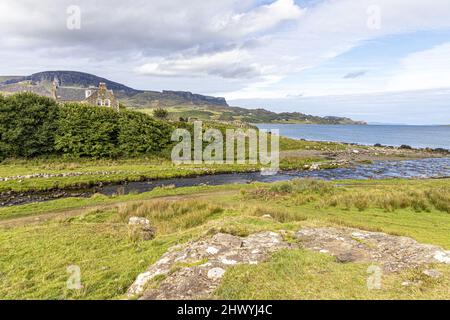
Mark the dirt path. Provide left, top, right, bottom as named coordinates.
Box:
left=0, top=190, right=238, bottom=228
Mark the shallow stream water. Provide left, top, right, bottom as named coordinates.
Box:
left=1, top=157, right=449, bottom=207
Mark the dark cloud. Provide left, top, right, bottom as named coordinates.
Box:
left=343, top=71, right=367, bottom=79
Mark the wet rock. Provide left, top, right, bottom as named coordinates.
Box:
left=128, top=217, right=156, bottom=241
left=127, top=231, right=292, bottom=299
left=296, top=227, right=450, bottom=273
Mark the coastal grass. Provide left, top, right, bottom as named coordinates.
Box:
left=0, top=178, right=449, bottom=299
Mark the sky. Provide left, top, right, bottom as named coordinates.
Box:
left=0, top=0, right=449, bottom=124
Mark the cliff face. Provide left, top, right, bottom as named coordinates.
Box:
left=161, top=91, right=228, bottom=107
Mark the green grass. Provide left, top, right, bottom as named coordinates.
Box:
left=0, top=222, right=189, bottom=299
left=216, top=249, right=450, bottom=300
left=0, top=183, right=246, bottom=221
left=279, top=136, right=346, bottom=151
left=1, top=178, right=449, bottom=299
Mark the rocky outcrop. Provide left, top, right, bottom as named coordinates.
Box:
left=296, top=227, right=450, bottom=272
left=127, top=232, right=292, bottom=299
left=128, top=227, right=450, bottom=300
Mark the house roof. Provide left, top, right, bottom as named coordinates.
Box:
left=55, top=87, right=87, bottom=101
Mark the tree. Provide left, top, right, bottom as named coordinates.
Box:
left=153, top=108, right=169, bottom=120
left=0, top=93, right=59, bottom=159
left=118, top=110, right=173, bottom=156
left=55, top=103, right=174, bottom=158
left=0, top=92, right=174, bottom=159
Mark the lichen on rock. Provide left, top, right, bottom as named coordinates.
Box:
left=296, top=227, right=450, bottom=272
left=127, top=231, right=292, bottom=299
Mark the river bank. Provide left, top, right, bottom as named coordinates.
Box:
left=0, top=136, right=448, bottom=207
left=1, top=156, right=449, bottom=207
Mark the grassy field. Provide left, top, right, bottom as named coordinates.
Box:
left=0, top=178, right=449, bottom=300
left=132, top=106, right=365, bottom=125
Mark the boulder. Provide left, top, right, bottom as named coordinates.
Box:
left=128, top=217, right=156, bottom=241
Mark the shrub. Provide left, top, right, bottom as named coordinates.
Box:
left=0, top=93, right=175, bottom=160
left=153, top=108, right=169, bottom=120
left=55, top=103, right=120, bottom=158
left=55, top=103, right=173, bottom=158
left=118, top=110, right=173, bottom=156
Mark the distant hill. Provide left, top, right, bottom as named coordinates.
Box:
left=0, top=71, right=366, bottom=125
left=0, top=76, right=23, bottom=83
left=0, top=71, right=228, bottom=108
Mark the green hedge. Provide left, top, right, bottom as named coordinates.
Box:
left=118, top=110, right=173, bottom=156
left=56, top=103, right=120, bottom=158
left=0, top=93, right=59, bottom=158
left=0, top=93, right=174, bottom=159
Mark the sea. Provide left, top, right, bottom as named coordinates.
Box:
left=255, top=124, right=450, bottom=150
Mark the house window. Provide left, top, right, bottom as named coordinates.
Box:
left=97, top=99, right=103, bottom=106
left=104, top=99, right=111, bottom=107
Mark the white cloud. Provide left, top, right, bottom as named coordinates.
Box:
left=387, top=42, right=450, bottom=91
left=1, top=0, right=450, bottom=100
left=212, top=0, right=304, bottom=37
left=137, top=49, right=263, bottom=78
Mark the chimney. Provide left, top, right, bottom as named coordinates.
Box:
left=99, top=82, right=107, bottom=91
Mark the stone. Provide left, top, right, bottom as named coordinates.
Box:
left=434, top=251, right=450, bottom=264
left=128, top=217, right=156, bottom=241
left=336, top=252, right=358, bottom=263
left=206, top=246, right=219, bottom=255
left=422, top=269, right=442, bottom=279
left=129, top=217, right=150, bottom=226
left=207, top=268, right=226, bottom=280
